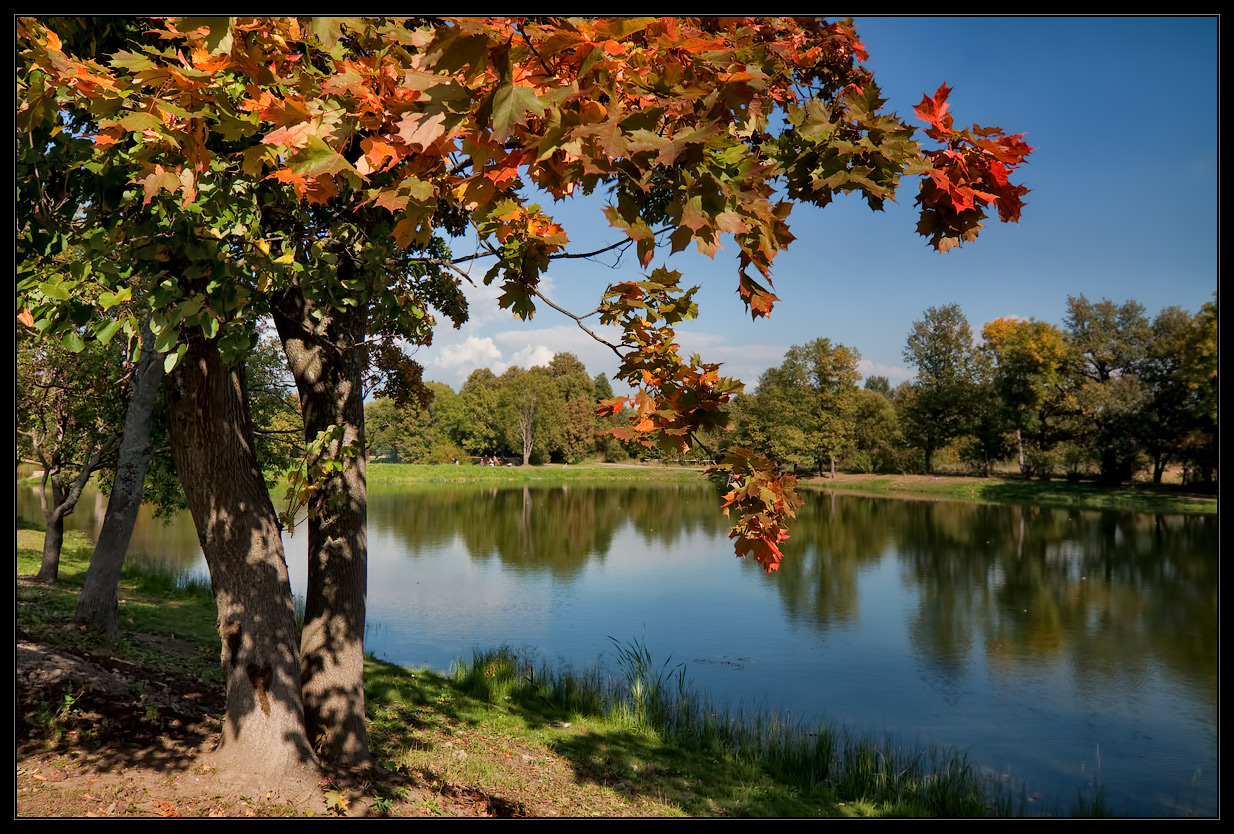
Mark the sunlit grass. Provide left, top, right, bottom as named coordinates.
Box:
left=803, top=473, right=1216, bottom=514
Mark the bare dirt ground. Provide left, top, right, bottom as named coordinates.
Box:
left=15, top=620, right=519, bottom=818
left=16, top=612, right=664, bottom=818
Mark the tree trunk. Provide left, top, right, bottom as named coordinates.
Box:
left=37, top=512, right=65, bottom=583
left=164, top=334, right=317, bottom=783
left=1016, top=428, right=1025, bottom=478
left=273, top=282, right=373, bottom=770
left=75, top=318, right=164, bottom=637
left=36, top=445, right=107, bottom=583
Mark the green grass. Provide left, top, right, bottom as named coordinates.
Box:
left=803, top=473, right=1216, bottom=515
left=367, top=461, right=704, bottom=490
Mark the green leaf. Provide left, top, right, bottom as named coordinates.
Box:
left=98, top=287, right=132, bottom=310
left=118, top=112, right=165, bottom=133
left=164, top=344, right=184, bottom=374
left=95, top=319, right=122, bottom=345
left=39, top=281, right=71, bottom=301
left=487, top=84, right=544, bottom=141
left=60, top=330, right=85, bottom=353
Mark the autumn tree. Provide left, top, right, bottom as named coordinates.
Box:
left=17, top=15, right=1031, bottom=783
left=980, top=316, right=1069, bottom=477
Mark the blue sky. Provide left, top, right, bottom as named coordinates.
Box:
left=412, top=16, right=1219, bottom=394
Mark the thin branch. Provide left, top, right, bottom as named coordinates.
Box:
left=530, top=288, right=625, bottom=360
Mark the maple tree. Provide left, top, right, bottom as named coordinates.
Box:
left=16, top=15, right=1031, bottom=781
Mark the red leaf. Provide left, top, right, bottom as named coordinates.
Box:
left=914, top=84, right=953, bottom=135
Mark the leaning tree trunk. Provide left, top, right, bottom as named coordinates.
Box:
left=36, top=444, right=107, bottom=584
left=273, top=280, right=372, bottom=770
left=75, top=318, right=164, bottom=636
left=164, top=333, right=317, bottom=784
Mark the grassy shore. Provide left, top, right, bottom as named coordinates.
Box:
left=367, top=461, right=704, bottom=489
left=19, top=528, right=1109, bottom=818
left=365, top=460, right=1217, bottom=515
left=794, top=471, right=1217, bottom=515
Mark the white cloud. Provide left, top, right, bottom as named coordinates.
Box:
left=430, top=336, right=505, bottom=376
left=509, top=344, right=557, bottom=368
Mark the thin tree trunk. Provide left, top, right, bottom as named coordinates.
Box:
left=75, top=318, right=164, bottom=636
left=36, top=445, right=107, bottom=583
left=1016, top=428, right=1025, bottom=477
left=165, top=334, right=317, bottom=784
left=273, top=281, right=373, bottom=770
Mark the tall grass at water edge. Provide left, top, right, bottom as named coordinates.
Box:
left=451, top=637, right=1014, bottom=817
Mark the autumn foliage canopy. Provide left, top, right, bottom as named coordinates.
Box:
left=17, top=17, right=1032, bottom=571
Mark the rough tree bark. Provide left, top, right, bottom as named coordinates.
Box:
left=273, top=278, right=373, bottom=770
left=164, top=332, right=317, bottom=783
left=74, top=318, right=164, bottom=636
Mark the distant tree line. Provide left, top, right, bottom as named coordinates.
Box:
left=364, top=352, right=634, bottom=466
left=728, top=294, right=1217, bottom=487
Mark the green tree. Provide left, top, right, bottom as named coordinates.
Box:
left=850, top=387, right=899, bottom=472
left=17, top=335, right=125, bottom=582
left=548, top=353, right=598, bottom=463
left=499, top=366, right=564, bottom=465
left=1138, top=306, right=1204, bottom=483
left=1177, top=296, right=1218, bottom=486
left=738, top=339, right=861, bottom=476
left=901, top=303, right=981, bottom=472
left=458, top=369, right=505, bottom=457
left=864, top=375, right=893, bottom=398
left=1063, top=295, right=1153, bottom=484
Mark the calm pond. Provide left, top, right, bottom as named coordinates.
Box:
left=19, top=480, right=1218, bottom=816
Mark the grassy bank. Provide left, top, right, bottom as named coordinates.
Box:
left=794, top=472, right=1216, bottom=515
left=19, top=528, right=1091, bottom=818
left=367, top=461, right=704, bottom=489
left=365, top=461, right=1216, bottom=515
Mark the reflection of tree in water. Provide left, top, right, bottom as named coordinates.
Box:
left=772, top=491, right=899, bottom=631
left=371, top=483, right=724, bottom=579
left=891, top=500, right=1217, bottom=706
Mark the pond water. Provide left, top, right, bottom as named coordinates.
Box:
left=18, top=480, right=1218, bottom=816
